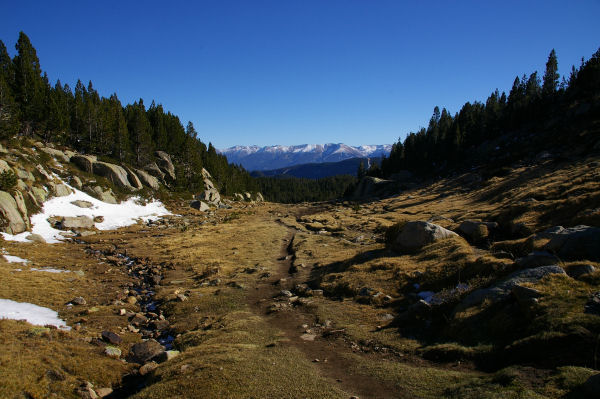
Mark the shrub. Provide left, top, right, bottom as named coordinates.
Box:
left=0, top=170, right=17, bottom=191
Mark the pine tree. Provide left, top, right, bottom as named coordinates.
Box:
left=12, top=32, right=46, bottom=135
left=0, top=40, right=20, bottom=137
left=542, top=49, right=559, bottom=96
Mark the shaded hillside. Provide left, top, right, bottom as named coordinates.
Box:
left=374, top=48, right=600, bottom=180
left=251, top=157, right=381, bottom=179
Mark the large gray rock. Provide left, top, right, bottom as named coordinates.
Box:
left=457, top=220, right=497, bottom=242
left=49, top=215, right=95, bottom=230
left=458, top=265, right=566, bottom=309
left=86, top=186, right=117, bottom=204
left=515, top=251, right=561, bottom=268
left=144, top=162, right=166, bottom=182
left=40, top=147, right=69, bottom=162
left=49, top=182, right=73, bottom=197
left=129, top=339, right=165, bottom=364
left=0, top=160, right=11, bottom=174
left=70, top=154, right=97, bottom=174
left=391, top=221, right=458, bottom=253
left=543, top=225, right=600, bottom=261
left=255, top=192, right=264, bottom=202
left=93, top=162, right=133, bottom=189
left=13, top=191, right=28, bottom=221
left=0, top=191, right=28, bottom=234
left=155, top=151, right=175, bottom=181
left=233, top=193, right=244, bottom=201
left=31, top=186, right=48, bottom=204
left=135, top=168, right=160, bottom=190
left=123, top=166, right=143, bottom=190
left=197, top=188, right=221, bottom=205
left=190, top=200, right=209, bottom=212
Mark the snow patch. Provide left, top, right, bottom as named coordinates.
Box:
left=0, top=298, right=70, bottom=330
left=3, top=254, right=29, bottom=263
left=1, top=179, right=171, bottom=244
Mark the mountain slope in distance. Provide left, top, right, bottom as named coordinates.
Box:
left=251, top=157, right=382, bottom=179
left=220, top=143, right=391, bottom=171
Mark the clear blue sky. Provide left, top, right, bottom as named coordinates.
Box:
left=2, top=1, right=599, bottom=149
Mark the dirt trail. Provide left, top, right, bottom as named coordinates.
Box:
left=247, top=223, right=405, bottom=399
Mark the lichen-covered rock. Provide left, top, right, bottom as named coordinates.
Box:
left=123, top=166, right=143, bottom=190
left=144, top=162, right=166, bottom=182
left=129, top=339, right=165, bottom=364
left=93, top=162, right=134, bottom=189
left=190, top=200, right=209, bottom=212
left=391, top=221, right=458, bottom=253
left=0, top=191, right=28, bottom=234
left=135, top=168, right=160, bottom=190
left=155, top=151, right=175, bottom=181
left=70, top=154, right=97, bottom=174
left=40, top=147, right=70, bottom=162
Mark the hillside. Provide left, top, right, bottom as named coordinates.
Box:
left=1, top=136, right=599, bottom=398
left=250, top=157, right=381, bottom=179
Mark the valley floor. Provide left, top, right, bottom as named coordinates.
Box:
left=1, top=154, right=600, bottom=398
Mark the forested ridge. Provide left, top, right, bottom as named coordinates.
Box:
left=0, top=32, right=258, bottom=194
left=374, top=48, right=600, bottom=179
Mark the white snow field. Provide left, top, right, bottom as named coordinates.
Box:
left=0, top=298, right=70, bottom=330
left=1, top=180, right=171, bottom=244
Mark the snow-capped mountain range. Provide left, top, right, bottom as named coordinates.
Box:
left=219, top=143, right=392, bottom=171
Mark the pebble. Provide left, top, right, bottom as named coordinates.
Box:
left=71, top=296, right=87, bottom=306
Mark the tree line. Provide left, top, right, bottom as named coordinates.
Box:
left=256, top=175, right=356, bottom=203
left=0, top=32, right=258, bottom=195
left=373, top=47, right=600, bottom=178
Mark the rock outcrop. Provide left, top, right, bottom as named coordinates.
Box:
left=457, top=265, right=566, bottom=310
left=155, top=151, right=176, bottom=182
left=93, top=162, right=135, bottom=190
left=543, top=225, right=600, bottom=261
left=70, top=154, right=97, bottom=174
left=0, top=191, right=29, bottom=234
left=196, top=168, right=221, bottom=206
left=390, top=221, right=458, bottom=253
left=135, top=169, right=160, bottom=190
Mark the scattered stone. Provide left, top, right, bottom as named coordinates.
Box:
left=93, top=215, right=104, bottom=223
left=457, top=220, right=497, bottom=243
left=156, top=350, right=180, bottom=362
left=543, top=225, right=600, bottom=261
left=300, top=333, right=317, bottom=341
left=71, top=200, right=93, bottom=208
left=127, top=296, right=138, bottom=305
left=390, top=221, right=459, bottom=253
left=585, top=292, right=600, bottom=316
left=26, top=233, right=46, bottom=243
left=129, top=339, right=165, bottom=363
left=130, top=313, right=148, bottom=326
left=280, top=290, right=293, bottom=298
left=95, top=388, right=113, bottom=398
left=176, top=294, right=188, bottom=302
left=71, top=296, right=87, bottom=306
left=76, top=381, right=98, bottom=399
left=515, top=251, right=560, bottom=268
left=101, top=331, right=123, bottom=345
left=458, top=265, right=566, bottom=310
left=190, top=200, right=209, bottom=212
left=139, top=361, right=159, bottom=376
left=104, top=346, right=122, bottom=358
left=566, top=264, right=596, bottom=279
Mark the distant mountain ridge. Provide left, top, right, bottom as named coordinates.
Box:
left=251, top=157, right=382, bottom=179
left=220, top=143, right=391, bottom=171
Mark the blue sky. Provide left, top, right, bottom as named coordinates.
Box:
left=1, top=1, right=599, bottom=149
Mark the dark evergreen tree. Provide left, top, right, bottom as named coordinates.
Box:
left=542, top=49, right=559, bottom=96
left=0, top=40, right=19, bottom=137
left=12, top=32, right=46, bottom=135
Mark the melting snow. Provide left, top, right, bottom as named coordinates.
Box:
left=0, top=298, right=70, bottom=330
left=1, top=179, right=171, bottom=244
left=29, top=268, right=70, bottom=273
left=3, top=254, right=29, bottom=263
